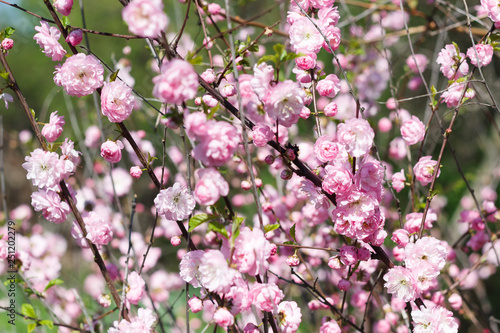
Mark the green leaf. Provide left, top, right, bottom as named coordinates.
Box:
left=44, top=278, right=63, bottom=292
left=27, top=323, right=36, bottom=333
left=188, top=55, right=203, bottom=65
left=257, top=55, right=277, bottom=65
left=0, top=70, right=9, bottom=82
left=21, top=304, right=36, bottom=318
left=208, top=221, right=228, bottom=238
left=290, top=223, right=297, bottom=243
left=109, top=69, right=120, bottom=82
left=188, top=213, right=218, bottom=232
left=61, top=17, right=70, bottom=29
left=273, top=43, right=286, bottom=61
left=264, top=223, right=280, bottom=234
left=283, top=241, right=296, bottom=245
left=40, top=320, right=53, bottom=329
left=4, top=27, right=15, bottom=39
left=231, top=216, right=245, bottom=244
left=284, top=53, right=300, bottom=62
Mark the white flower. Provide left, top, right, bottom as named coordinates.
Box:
left=0, top=93, right=13, bottom=109
left=154, top=182, right=195, bottom=221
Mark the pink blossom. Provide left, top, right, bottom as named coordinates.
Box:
left=355, top=159, right=384, bottom=200
left=404, top=236, right=448, bottom=271
left=208, top=3, right=221, bottom=15
left=251, top=63, right=274, bottom=100
left=289, top=16, right=324, bottom=54
left=406, top=54, right=429, bottom=74
left=130, top=166, right=142, bottom=179
left=319, top=320, right=341, bottom=333
left=383, top=266, right=417, bottom=302
left=188, top=296, right=203, bottom=313
left=100, top=140, right=124, bottom=163
left=233, top=227, right=272, bottom=276
left=322, top=164, right=353, bottom=195
left=185, top=112, right=208, bottom=139
left=219, top=78, right=236, bottom=97
left=277, top=301, right=302, bottom=333
left=192, top=120, right=239, bottom=167
left=436, top=44, right=469, bottom=80
left=389, top=137, right=407, bottom=160
left=201, top=68, right=216, bottom=83
left=378, top=117, right=392, bottom=132
left=54, top=53, right=104, bottom=97
left=391, top=229, right=410, bottom=248
left=392, top=169, right=406, bottom=193
left=317, top=74, right=341, bottom=98
left=337, top=118, right=374, bottom=157
left=286, top=254, right=300, bottom=267
left=339, top=245, right=358, bottom=266
left=441, top=81, right=475, bottom=108
left=179, top=250, right=204, bottom=288
left=60, top=138, right=80, bottom=168
left=244, top=323, right=260, bottom=333
left=122, top=0, right=168, bottom=38
left=264, top=80, right=305, bottom=127
left=194, top=167, right=229, bottom=206
left=313, top=135, right=340, bottom=163
left=31, top=189, right=70, bottom=224
left=248, top=283, right=284, bottom=312
left=213, top=307, right=234, bottom=328
left=411, top=305, right=458, bottom=332
left=198, top=250, right=237, bottom=294
left=170, top=235, right=181, bottom=246
left=41, top=111, right=65, bottom=142
left=202, top=94, right=218, bottom=107
left=66, top=29, right=83, bottom=46
left=252, top=122, right=274, bottom=147
left=323, top=102, right=338, bottom=117
left=468, top=43, right=494, bottom=67
left=84, top=125, right=101, bottom=148
left=481, top=0, right=500, bottom=23
left=404, top=212, right=435, bottom=234
left=101, top=81, right=135, bottom=123
left=152, top=59, right=198, bottom=104
left=400, top=115, right=425, bottom=145
left=311, top=0, right=335, bottom=9
left=125, top=271, right=145, bottom=305
left=54, top=0, right=73, bottom=16
left=154, top=182, right=195, bottom=221
left=33, top=21, right=66, bottom=61
left=84, top=211, right=113, bottom=247
left=109, top=307, right=156, bottom=333
left=414, top=156, right=440, bottom=186
left=23, top=149, right=69, bottom=191
left=295, top=53, right=317, bottom=70
left=1, top=38, right=13, bottom=50
left=448, top=293, right=462, bottom=310
left=338, top=278, right=351, bottom=291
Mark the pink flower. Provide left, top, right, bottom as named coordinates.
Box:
left=392, top=169, right=406, bottom=193
left=109, top=307, right=156, bottom=333
left=313, top=135, right=340, bottom=163
left=251, top=63, right=274, bottom=100
left=154, top=182, right=196, bottom=221
left=130, top=166, right=142, bottom=179
left=406, top=54, right=429, bottom=74
left=208, top=3, right=221, bottom=15
left=289, top=16, right=324, bottom=54
left=339, top=245, right=358, bottom=266
left=194, top=167, right=229, bottom=206
left=23, top=149, right=70, bottom=191
left=213, top=307, right=234, bottom=328
left=286, top=255, right=300, bottom=267
left=248, top=283, right=284, bottom=312
left=54, top=0, right=73, bottom=16
left=184, top=112, right=208, bottom=139
left=244, top=323, right=260, bottom=333
left=192, top=120, right=239, bottom=167
left=232, top=227, right=272, bottom=276
left=84, top=125, right=101, bottom=148
left=400, top=115, right=425, bottom=145
left=1, top=38, right=13, bottom=50
left=389, top=137, right=407, bottom=160
left=101, top=81, right=135, bottom=123
left=319, top=320, right=341, bottom=333
left=404, top=236, right=448, bottom=271
left=441, top=81, right=475, bottom=108
left=338, top=278, right=351, bottom=291
left=84, top=211, right=113, bottom=247
left=33, top=21, right=66, bottom=61
left=414, top=156, right=440, bottom=186
left=316, top=74, right=340, bottom=98
left=404, top=212, right=435, bottom=234
left=277, top=301, right=302, bottom=333
left=201, top=68, right=216, bottom=83
left=31, top=189, right=70, bottom=224
left=170, top=235, right=181, bottom=246
left=54, top=53, right=104, bottom=97
left=126, top=271, right=145, bottom=305
left=100, top=140, right=124, bottom=163
left=383, top=266, right=417, bottom=302
left=337, top=118, right=374, bottom=157
left=41, top=111, right=65, bottom=142
left=295, top=53, right=317, bottom=70
left=481, top=0, right=500, bottom=23
left=467, top=43, right=494, bottom=67
left=391, top=229, right=410, bottom=248
left=122, top=0, right=168, bottom=38
left=152, top=59, right=198, bottom=104
left=252, top=122, right=274, bottom=147
left=188, top=296, right=203, bottom=313
left=66, top=29, right=83, bottom=46
left=411, top=305, right=458, bottom=332
left=179, top=250, right=205, bottom=288
left=198, top=250, right=237, bottom=294
left=322, top=164, right=353, bottom=195
left=264, top=80, right=305, bottom=127
left=323, top=102, right=338, bottom=117
left=436, top=44, right=469, bottom=80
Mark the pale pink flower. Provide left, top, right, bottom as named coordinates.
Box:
left=33, top=21, right=66, bottom=61
left=295, top=53, right=317, bottom=70
left=392, top=169, right=406, bottom=193
left=289, top=16, right=324, bottom=54
left=322, top=164, right=353, bottom=195
left=319, top=320, right=341, bottom=333
left=337, top=118, right=374, bottom=157
left=101, top=81, right=135, bottom=123
left=339, top=245, right=358, bottom=266
left=389, top=137, right=407, bottom=160
left=66, top=29, right=83, bottom=46
left=467, top=43, right=494, bottom=67
left=233, top=227, right=272, bottom=276
left=60, top=138, right=81, bottom=168
left=192, top=120, right=239, bottom=167
left=252, top=122, right=274, bottom=147
left=248, top=283, right=284, bottom=312
left=122, top=0, right=168, bottom=38
left=323, top=102, right=338, bottom=117
left=23, top=149, right=67, bottom=191
left=100, top=140, right=124, bottom=163
left=313, top=135, right=340, bottom=163
left=54, top=53, right=104, bottom=97
left=436, top=44, right=469, bottom=80
left=441, top=81, right=475, bottom=108
left=54, top=0, right=73, bottom=16
left=208, top=3, right=221, bottom=15
left=84, top=125, right=101, bottom=148
left=84, top=211, right=113, bottom=247
left=194, top=167, right=229, bottom=206
left=286, top=254, right=300, bottom=267
left=244, top=323, right=260, bottom=333
left=277, top=301, right=302, bottom=333
left=1, top=38, right=13, bottom=50
left=404, top=212, right=435, bottom=234
left=481, top=0, right=500, bottom=23
left=406, top=54, right=429, bottom=74
left=310, top=0, right=334, bottom=9
left=109, top=307, right=156, bottom=333
left=179, top=250, right=205, bottom=288
left=198, top=250, right=237, bottom=294
left=125, top=271, right=145, bottom=305
left=130, top=166, right=142, bottom=179
left=300, top=179, right=330, bottom=210
left=213, top=307, right=234, bottom=328
left=41, top=111, right=65, bottom=142
left=251, top=63, right=274, bottom=100
left=31, top=189, right=70, bottom=224
left=202, top=94, right=218, bottom=107
left=170, top=235, right=181, bottom=246
left=201, top=68, right=216, bottom=83
left=154, top=182, right=195, bottom=221
left=400, top=115, right=425, bottom=145
left=152, top=59, right=198, bottom=104
left=219, top=78, right=236, bottom=97
left=184, top=112, right=208, bottom=140
left=391, top=229, right=410, bottom=248
left=316, top=74, right=340, bottom=98
left=414, top=156, right=440, bottom=186
left=412, top=305, right=458, bottom=333
left=188, top=296, right=203, bottom=313
left=383, top=266, right=417, bottom=302
left=355, top=159, right=384, bottom=200
left=404, top=236, right=448, bottom=271
left=264, top=80, right=305, bottom=127
left=448, top=293, right=462, bottom=310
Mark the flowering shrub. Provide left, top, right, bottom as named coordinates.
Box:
left=1, top=0, right=500, bottom=332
